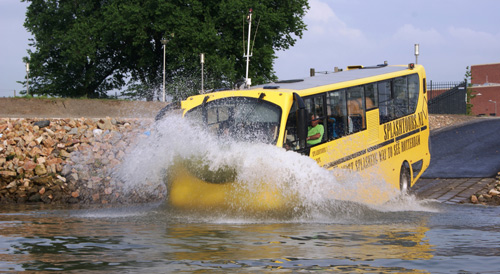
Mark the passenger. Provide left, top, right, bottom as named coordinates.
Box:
left=218, top=121, right=230, bottom=136
left=307, top=115, right=324, bottom=145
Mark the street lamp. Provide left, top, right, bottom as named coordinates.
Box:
left=414, top=44, right=419, bottom=65
left=161, top=38, right=168, bottom=102
left=200, top=53, right=205, bottom=94
left=489, top=100, right=497, bottom=116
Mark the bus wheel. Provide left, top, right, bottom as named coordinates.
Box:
left=399, top=162, right=411, bottom=194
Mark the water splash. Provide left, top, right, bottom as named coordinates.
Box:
left=114, top=114, right=436, bottom=221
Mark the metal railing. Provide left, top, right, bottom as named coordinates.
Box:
left=427, top=80, right=467, bottom=114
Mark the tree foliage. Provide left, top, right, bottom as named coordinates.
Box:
left=22, top=0, right=309, bottom=99
left=464, top=66, right=477, bottom=115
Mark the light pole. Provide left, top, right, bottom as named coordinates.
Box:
left=414, top=44, right=419, bottom=65
left=161, top=38, right=168, bottom=102
left=200, top=53, right=205, bottom=94
left=489, top=100, right=497, bottom=116
left=160, top=34, right=174, bottom=101
left=26, top=62, right=30, bottom=96
left=244, top=8, right=253, bottom=88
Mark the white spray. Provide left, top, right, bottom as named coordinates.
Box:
left=114, top=114, right=435, bottom=220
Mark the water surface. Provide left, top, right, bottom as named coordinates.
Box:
left=1, top=201, right=499, bottom=273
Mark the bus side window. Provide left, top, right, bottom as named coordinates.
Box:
left=408, top=74, right=420, bottom=112
left=304, top=95, right=326, bottom=145
left=327, top=90, right=347, bottom=139
left=393, top=77, right=409, bottom=117
left=378, top=81, right=392, bottom=123
left=365, top=83, right=378, bottom=110
left=347, top=86, right=365, bottom=133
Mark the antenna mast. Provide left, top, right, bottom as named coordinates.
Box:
left=244, top=8, right=253, bottom=88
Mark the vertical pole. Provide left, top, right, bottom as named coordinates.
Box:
left=26, top=63, right=30, bottom=97
left=162, top=44, right=166, bottom=102
left=430, top=80, right=432, bottom=100
left=465, top=80, right=468, bottom=115
left=244, top=9, right=252, bottom=88
left=414, top=44, right=419, bottom=65
left=200, top=53, right=205, bottom=94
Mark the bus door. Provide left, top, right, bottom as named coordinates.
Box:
left=283, top=93, right=307, bottom=152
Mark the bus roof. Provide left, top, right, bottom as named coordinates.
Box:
left=254, top=65, right=412, bottom=91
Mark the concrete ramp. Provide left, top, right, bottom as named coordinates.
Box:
left=0, top=98, right=168, bottom=119
left=422, top=118, right=500, bottom=178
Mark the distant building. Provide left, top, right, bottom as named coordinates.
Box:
left=469, top=63, right=500, bottom=116
left=471, top=63, right=500, bottom=85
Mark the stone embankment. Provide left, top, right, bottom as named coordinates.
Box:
left=0, top=117, right=164, bottom=204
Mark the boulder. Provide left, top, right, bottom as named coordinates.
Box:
left=34, top=120, right=50, bottom=128
left=35, top=164, right=47, bottom=175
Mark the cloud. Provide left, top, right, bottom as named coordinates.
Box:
left=392, top=24, right=445, bottom=46
left=448, top=26, right=500, bottom=49
left=305, top=0, right=335, bottom=24
left=274, top=0, right=371, bottom=79
left=304, top=0, right=365, bottom=43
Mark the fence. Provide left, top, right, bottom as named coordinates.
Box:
left=427, top=80, right=467, bottom=114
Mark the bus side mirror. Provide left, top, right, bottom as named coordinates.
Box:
left=297, top=108, right=307, bottom=149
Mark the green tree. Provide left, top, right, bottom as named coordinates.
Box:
left=22, top=0, right=309, bottom=99
left=464, top=66, right=477, bottom=115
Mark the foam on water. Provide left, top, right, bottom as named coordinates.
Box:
left=113, top=114, right=437, bottom=221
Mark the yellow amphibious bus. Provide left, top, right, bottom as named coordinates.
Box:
left=167, top=63, right=430, bottom=211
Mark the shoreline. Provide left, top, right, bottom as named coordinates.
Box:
left=0, top=117, right=165, bottom=204
left=1, top=113, right=499, bottom=205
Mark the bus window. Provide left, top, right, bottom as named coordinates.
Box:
left=284, top=101, right=300, bottom=150
left=305, top=96, right=325, bottom=118
left=327, top=90, right=347, bottom=139
left=185, top=97, right=281, bottom=144
left=393, top=77, right=409, bottom=117
left=304, top=95, right=326, bottom=145
left=365, top=83, right=378, bottom=110
left=408, top=74, right=419, bottom=112
left=378, top=80, right=392, bottom=123
left=347, top=86, right=365, bottom=133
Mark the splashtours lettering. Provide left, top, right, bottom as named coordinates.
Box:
left=383, top=112, right=425, bottom=141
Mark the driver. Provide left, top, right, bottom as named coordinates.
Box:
left=306, top=115, right=324, bottom=145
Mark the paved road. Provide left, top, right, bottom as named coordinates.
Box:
left=422, top=118, right=500, bottom=178
left=413, top=118, right=500, bottom=204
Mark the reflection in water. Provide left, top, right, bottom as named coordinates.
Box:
left=1, top=203, right=500, bottom=273
left=164, top=221, right=433, bottom=263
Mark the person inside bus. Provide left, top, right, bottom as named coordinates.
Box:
left=307, top=115, right=324, bottom=145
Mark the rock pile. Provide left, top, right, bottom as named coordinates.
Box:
left=0, top=117, right=165, bottom=204
left=470, top=172, right=500, bottom=205
left=428, top=114, right=480, bottom=131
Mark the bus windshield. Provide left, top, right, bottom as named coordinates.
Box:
left=184, top=97, right=282, bottom=144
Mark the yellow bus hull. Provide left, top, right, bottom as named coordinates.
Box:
left=166, top=164, right=294, bottom=213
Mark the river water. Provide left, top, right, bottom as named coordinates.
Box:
left=1, top=201, right=500, bottom=273
left=2, top=116, right=500, bottom=273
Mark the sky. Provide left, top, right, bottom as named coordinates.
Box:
left=1, top=0, right=500, bottom=97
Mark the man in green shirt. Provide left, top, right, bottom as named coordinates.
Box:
left=307, top=115, right=324, bottom=145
